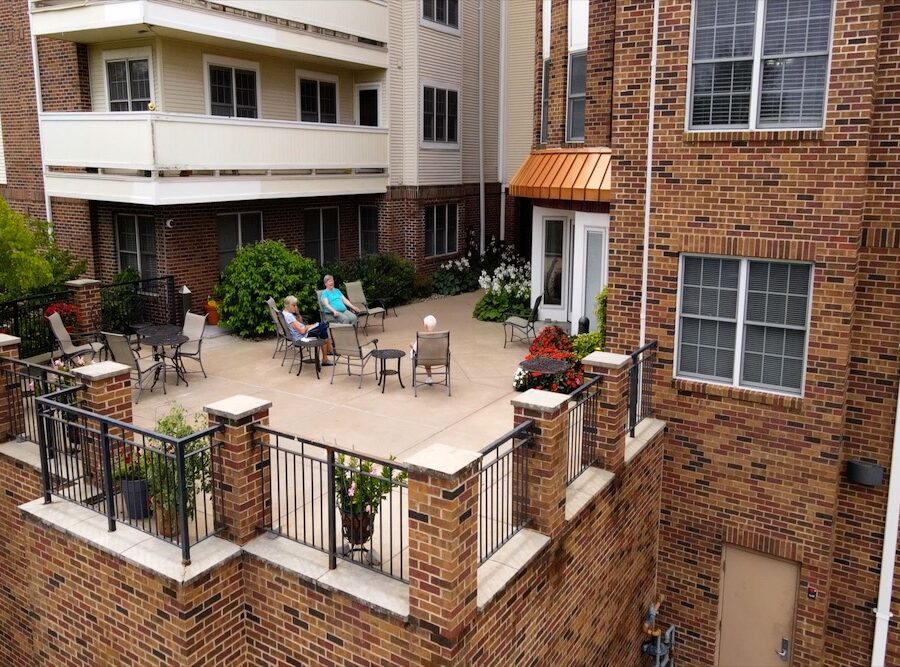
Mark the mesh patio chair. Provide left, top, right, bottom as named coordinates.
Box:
left=47, top=311, right=105, bottom=363
left=103, top=331, right=164, bottom=403
left=412, top=331, right=451, bottom=397
left=329, top=323, right=378, bottom=388
left=171, top=312, right=207, bottom=383
left=503, top=295, right=543, bottom=348
left=267, top=297, right=292, bottom=361
left=344, top=281, right=386, bottom=333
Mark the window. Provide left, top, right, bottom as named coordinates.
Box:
left=305, top=208, right=339, bottom=265
left=423, top=0, right=458, bottom=28
left=208, top=63, right=258, bottom=118
left=359, top=206, right=379, bottom=255
left=217, top=212, right=262, bottom=271
left=423, top=86, right=458, bottom=143
left=299, top=74, right=337, bottom=124
left=425, top=203, right=458, bottom=257
left=689, top=0, right=833, bottom=129
left=566, top=52, right=586, bottom=142
left=116, top=214, right=156, bottom=278
left=106, top=59, right=151, bottom=111
left=540, top=59, right=550, bottom=143
left=677, top=256, right=812, bottom=394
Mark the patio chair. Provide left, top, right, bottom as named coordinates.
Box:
left=266, top=297, right=292, bottom=361
left=412, top=331, right=451, bottom=397
left=329, top=323, right=378, bottom=388
left=47, top=311, right=105, bottom=363
left=316, top=289, right=335, bottom=324
left=503, top=295, right=543, bottom=348
left=103, top=331, right=164, bottom=403
left=171, top=312, right=207, bottom=383
left=344, top=281, right=386, bottom=333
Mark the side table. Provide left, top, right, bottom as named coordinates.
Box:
left=292, top=338, right=327, bottom=379
left=371, top=348, right=405, bottom=393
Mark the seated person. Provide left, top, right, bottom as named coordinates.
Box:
left=283, top=295, right=332, bottom=366
left=321, top=275, right=359, bottom=325
left=410, top=315, right=437, bottom=384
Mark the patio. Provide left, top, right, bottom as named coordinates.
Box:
left=133, top=291, right=539, bottom=461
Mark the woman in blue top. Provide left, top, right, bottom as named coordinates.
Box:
left=320, top=275, right=359, bottom=325
left=283, top=295, right=332, bottom=366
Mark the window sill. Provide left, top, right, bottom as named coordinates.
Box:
left=420, top=141, right=460, bottom=151
left=672, top=377, right=803, bottom=412
left=683, top=129, right=824, bottom=144
left=419, top=18, right=460, bottom=36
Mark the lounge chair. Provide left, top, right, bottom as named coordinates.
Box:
left=344, top=281, right=386, bottom=333
left=329, top=323, right=378, bottom=388
left=266, top=297, right=292, bottom=361
left=47, top=311, right=105, bottom=363
left=103, top=331, right=164, bottom=403
left=171, top=312, right=207, bottom=383
left=412, top=330, right=451, bottom=397
left=503, top=295, right=542, bottom=348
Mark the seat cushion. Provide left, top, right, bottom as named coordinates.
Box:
left=504, top=316, right=528, bottom=327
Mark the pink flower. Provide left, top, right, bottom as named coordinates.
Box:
left=348, top=483, right=356, bottom=497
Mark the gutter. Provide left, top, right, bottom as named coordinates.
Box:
left=478, top=0, right=485, bottom=253
left=498, top=0, right=507, bottom=242
left=30, top=30, right=52, bottom=226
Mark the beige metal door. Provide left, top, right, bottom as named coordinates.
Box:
left=718, top=546, right=799, bottom=667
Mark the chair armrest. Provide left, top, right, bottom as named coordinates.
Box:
left=71, top=331, right=103, bottom=343
left=362, top=337, right=379, bottom=348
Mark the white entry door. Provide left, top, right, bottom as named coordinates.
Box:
left=571, top=226, right=607, bottom=329
left=540, top=217, right=572, bottom=323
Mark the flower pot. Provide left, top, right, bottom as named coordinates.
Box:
left=205, top=303, right=220, bottom=326
left=340, top=510, right=375, bottom=546
left=121, top=479, right=150, bottom=520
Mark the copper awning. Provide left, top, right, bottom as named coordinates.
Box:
left=508, top=148, right=612, bottom=202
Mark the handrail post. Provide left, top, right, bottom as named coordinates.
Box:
left=37, top=401, right=53, bottom=504
left=629, top=360, right=639, bottom=438
left=175, top=439, right=191, bottom=564
left=100, top=421, right=117, bottom=533
left=327, top=448, right=337, bottom=571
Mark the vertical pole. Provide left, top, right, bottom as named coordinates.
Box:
left=99, top=421, right=116, bottom=533
left=327, top=448, right=336, bottom=571
left=37, top=401, right=53, bottom=503
left=176, top=439, right=191, bottom=565
left=629, top=359, right=639, bottom=438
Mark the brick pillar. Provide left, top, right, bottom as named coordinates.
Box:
left=205, top=395, right=271, bottom=545
left=511, top=389, right=570, bottom=539
left=581, top=352, right=632, bottom=475
left=71, top=360, right=132, bottom=423
left=0, top=334, right=22, bottom=440
left=66, top=278, right=101, bottom=335
left=405, top=443, right=481, bottom=655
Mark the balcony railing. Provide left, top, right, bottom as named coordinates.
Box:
left=565, top=374, right=603, bottom=485
left=0, top=288, right=74, bottom=359
left=628, top=340, right=658, bottom=437
left=0, top=357, right=76, bottom=443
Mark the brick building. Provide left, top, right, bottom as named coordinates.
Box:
left=509, top=0, right=900, bottom=665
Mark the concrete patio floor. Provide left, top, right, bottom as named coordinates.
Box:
left=133, top=291, right=537, bottom=461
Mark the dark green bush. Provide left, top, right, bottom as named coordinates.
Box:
left=432, top=257, right=479, bottom=296
left=326, top=253, right=415, bottom=308
left=219, top=241, right=319, bottom=338
left=100, top=267, right=142, bottom=333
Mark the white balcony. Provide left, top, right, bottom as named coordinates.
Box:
left=30, top=0, right=388, bottom=69
left=40, top=112, right=389, bottom=205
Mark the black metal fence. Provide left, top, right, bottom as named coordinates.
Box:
left=0, top=357, right=77, bottom=443
left=628, top=340, right=658, bottom=437
left=479, top=421, right=533, bottom=564
left=99, top=276, right=179, bottom=334
left=565, top=374, right=603, bottom=485
left=36, top=387, right=223, bottom=564
left=251, top=426, right=409, bottom=582
left=0, top=289, right=74, bottom=359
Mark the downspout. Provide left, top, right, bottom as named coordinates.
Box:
left=30, top=31, right=52, bottom=226
left=498, top=0, right=507, bottom=242
left=872, top=369, right=900, bottom=667
left=639, top=0, right=661, bottom=347
left=478, top=0, right=485, bottom=253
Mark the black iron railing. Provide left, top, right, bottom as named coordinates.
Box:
left=99, top=276, right=179, bottom=333
left=565, top=374, right=603, bottom=485
left=0, top=357, right=77, bottom=443
left=251, top=426, right=409, bottom=582
left=0, top=289, right=74, bottom=359
left=628, top=340, right=658, bottom=437
left=479, top=421, right=533, bottom=564
left=36, top=387, right=223, bottom=564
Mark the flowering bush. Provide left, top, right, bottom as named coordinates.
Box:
left=334, top=454, right=408, bottom=517
left=513, top=326, right=584, bottom=394
left=112, top=449, right=148, bottom=481
left=45, top=301, right=82, bottom=332
left=473, top=246, right=531, bottom=322
left=432, top=256, right=478, bottom=296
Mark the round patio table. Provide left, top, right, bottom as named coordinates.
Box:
left=371, top=348, right=405, bottom=393
left=292, top=338, right=327, bottom=379
left=138, top=325, right=188, bottom=386
left=519, top=357, right=571, bottom=376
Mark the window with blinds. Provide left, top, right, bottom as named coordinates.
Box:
left=677, top=255, right=811, bottom=395
left=107, top=59, right=151, bottom=111
left=689, top=0, right=832, bottom=130
left=209, top=64, right=258, bottom=118
left=305, top=208, right=340, bottom=265
left=566, top=52, right=586, bottom=142
left=116, top=214, right=157, bottom=278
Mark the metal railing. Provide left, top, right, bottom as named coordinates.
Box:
left=0, top=289, right=74, bottom=359
left=565, top=374, right=603, bottom=485
left=628, top=340, right=658, bottom=437
left=479, top=421, right=533, bottom=564
left=0, top=357, right=76, bottom=443
left=36, top=387, right=223, bottom=564
left=251, top=426, right=409, bottom=582
left=99, top=276, right=179, bottom=334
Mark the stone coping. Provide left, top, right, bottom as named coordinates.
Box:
left=0, top=333, right=22, bottom=346
left=565, top=467, right=616, bottom=521
left=20, top=497, right=242, bottom=586
left=477, top=529, right=550, bottom=610
left=625, top=418, right=666, bottom=464
left=581, top=351, right=631, bottom=370
left=509, top=388, right=570, bottom=413
left=205, top=394, right=272, bottom=420
left=66, top=278, right=101, bottom=287
left=404, top=442, right=480, bottom=479
left=72, top=360, right=131, bottom=381
left=0, top=440, right=42, bottom=471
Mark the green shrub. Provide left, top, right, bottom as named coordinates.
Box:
left=571, top=331, right=604, bottom=360
left=413, top=275, right=433, bottom=299
left=219, top=240, right=319, bottom=337
left=100, top=267, right=142, bottom=333
left=595, top=285, right=608, bottom=345
left=326, top=253, right=415, bottom=308
left=473, top=249, right=531, bottom=322
left=432, top=256, right=479, bottom=295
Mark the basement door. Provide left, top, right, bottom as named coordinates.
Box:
left=717, top=546, right=799, bottom=667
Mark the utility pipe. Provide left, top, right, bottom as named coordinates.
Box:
left=498, top=0, right=507, bottom=242
left=478, top=0, right=485, bottom=253
left=30, top=31, right=52, bottom=226
left=871, top=366, right=900, bottom=667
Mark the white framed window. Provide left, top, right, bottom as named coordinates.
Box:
left=298, top=70, right=338, bottom=124
left=355, top=83, right=382, bottom=127
left=540, top=59, right=550, bottom=143
left=688, top=0, right=833, bottom=130
left=359, top=206, right=379, bottom=255
left=115, top=213, right=156, bottom=278
left=217, top=211, right=262, bottom=271
left=423, top=85, right=459, bottom=144
left=203, top=55, right=260, bottom=118
left=676, top=255, right=812, bottom=395
left=566, top=52, right=586, bottom=142
left=422, top=0, right=458, bottom=29
left=305, top=207, right=340, bottom=265
left=103, top=47, right=153, bottom=112
left=568, top=0, right=589, bottom=51
left=425, top=203, right=458, bottom=257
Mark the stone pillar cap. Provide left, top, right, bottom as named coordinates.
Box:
left=0, top=334, right=22, bottom=346
left=72, top=360, right=131, bottom=380
left=205, top=395, right=272, bottom=420
left=65, top=278, right=101, bottom=287
left=581, top=351, right=631, bottom=370
left=510, top=388, right=570, bottom=412
left=405, top=443, right=480, bottom=479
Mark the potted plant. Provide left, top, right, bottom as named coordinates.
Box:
left=334, top=454, right=407, bottom=551
left=144, top=405, right=211, bottom=537
left=205, top=296, right=220, bottom=326
left=112, top=449, right=150, bottom=520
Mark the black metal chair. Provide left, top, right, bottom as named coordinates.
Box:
left=503, top=295, right=542, bottom=348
